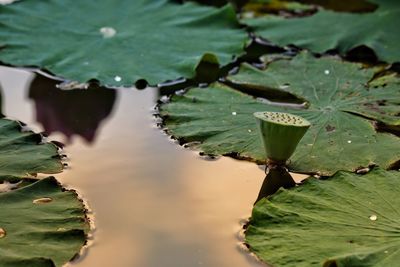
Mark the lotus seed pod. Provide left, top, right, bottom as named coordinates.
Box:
left=254, top=111, right=310, bottom=165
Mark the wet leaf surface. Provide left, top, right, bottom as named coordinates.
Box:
left=246, top=168, right=400, bottom=267
left=0, top=114, right=88, bottom=266
left=160, top=52, right=400, bottom=175
left=0, top=177, right=89, bottom=267
left=242, top=0, right=400, bottom=63
left=0, top=0, right=247, bottom=86
left=0, top=118, right=62, bottom=178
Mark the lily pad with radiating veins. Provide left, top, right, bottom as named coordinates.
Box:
left=0, top=176, right=89, bottom=267
left=160, top=52, right=400, bottom=175
left=0, top=0, right=248, bottom=87
left=241, top=0, right=400, bottom=63
left=246, top=168, right=400, bottom=267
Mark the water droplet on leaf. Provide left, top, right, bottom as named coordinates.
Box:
left=100, top=27, right=116, bottom=38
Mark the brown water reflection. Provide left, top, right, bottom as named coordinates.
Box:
left=0, top=66, right=304, bottom=267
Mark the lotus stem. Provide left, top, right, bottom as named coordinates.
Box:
left=254, top=111, right=310, bottom=166
left=255, top=166, right=296, bottom=204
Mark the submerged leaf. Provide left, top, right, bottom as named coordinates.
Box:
left=0, top=0, right=247, bottom=86
left=242, top=0, right=400, bottom=62
left=246, top=168, right=400, bottom=267
left=160, top=52, right=400, bottom=175
left=0, top=177, right=89, bottom=267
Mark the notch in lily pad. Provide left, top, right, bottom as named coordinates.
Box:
left=254, top=111, right=310, bottom=166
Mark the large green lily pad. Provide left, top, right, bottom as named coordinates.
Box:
left=242, top=0, right=400, bottom=63
left=0, top=116, right=87, bottom=266
left=0, top=177, right=89, bottom=267
left=0, top=0, right=247, bottom=86
left=160, top=52, right=400, bottom=175
left=0, top=118, right=62, bottom=177
left=246, top=168, right=400, bottom=267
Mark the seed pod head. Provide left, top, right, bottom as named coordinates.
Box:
left=254, top=111, right=310, bottom=165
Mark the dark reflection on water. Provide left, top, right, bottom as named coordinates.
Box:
left=255, top=166, right=296, bottom=204
left=28, top=74, right=117, bottom=144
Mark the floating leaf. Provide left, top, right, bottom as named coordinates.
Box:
left=0, top=118, right=62, bottom=178
left=0, top=0, right=247, bottom=86
left=246, top=168, right=400, bottom=267
left=0, top=115, right=88, bottom=266
left=0, top=176, right=89, bottom=267
left=160, top=53, right=400, bottom=175
left=242, top=0, right=399, bottom=62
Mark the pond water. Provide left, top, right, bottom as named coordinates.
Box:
left=0, top=66, right=304, bottom=267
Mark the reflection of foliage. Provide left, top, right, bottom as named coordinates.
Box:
left=247, top=169, right=400, bottom=267
left=29, top=75, right=117, bottom=144
left=160, top=53, right=400, bottom=175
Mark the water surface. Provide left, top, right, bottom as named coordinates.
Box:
left=0, top=66, right=303, bottom=267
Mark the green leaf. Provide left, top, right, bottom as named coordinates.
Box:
left=246, top=168, right=400, bottom=267
left=242, top=0, right=400, bottom=63
left=160, top=52, right=400, bottom=175
left=0, top=177, right=89, bottom=267
left=0, top=0, right=247, bottom=86
left=0, top=118, right=62, bottom=178
left=0, top=116, right=87, bottom=266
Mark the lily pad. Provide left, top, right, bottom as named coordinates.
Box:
left=0, top=0, right=247, bottom=86
left=0, top=118, right=62, bottom=178
left=242, top=0, right=400, bottom=63
left=160, top=52, right=400, bottom=175
left=0, top=176, right=89, bottom=267
left=0, top=115, right=88, bottom=266
left=246, top=168, right=400, bottom=267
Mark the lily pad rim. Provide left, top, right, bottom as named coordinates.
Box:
left=0, top=175, right=93, bottom=266
left=244, top=167, right=400, bottom=267
left=0, top=116, right=64, bottom=176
